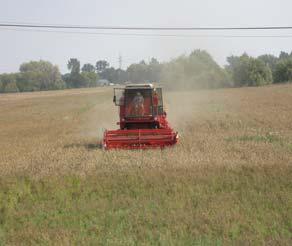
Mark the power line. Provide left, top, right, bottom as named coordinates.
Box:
left=1, top=22, right=292, bottom=31
left=1, top=27, right=292, bottom=38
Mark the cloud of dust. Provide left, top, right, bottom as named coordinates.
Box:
left=78, top=87, right=213, bottom=143
left=77, top=89, right=118, bottom=141
left=164, top=89, right=207, bottom=132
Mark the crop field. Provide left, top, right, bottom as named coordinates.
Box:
left=0, top=84, right=291, bottom=245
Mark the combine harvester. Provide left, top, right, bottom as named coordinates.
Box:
left=102, top=84, right=178, bottom=150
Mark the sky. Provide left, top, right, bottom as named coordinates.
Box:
left=0, top=0, right=292, bottom=73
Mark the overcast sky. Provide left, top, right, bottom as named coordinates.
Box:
left=0, top=0, right=292, bottom=73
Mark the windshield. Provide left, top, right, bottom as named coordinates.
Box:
left=125, top=89, right=152, bottom=117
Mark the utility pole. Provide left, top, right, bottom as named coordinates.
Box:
left=118, top=54, right=122, bottom=84
left=118, top=54, right=122, bottom=70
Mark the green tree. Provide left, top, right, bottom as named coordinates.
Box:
left=248, top=59, right=273, bottom=86
left=226, top=54, right=249, bottom=86
left=80, top=71, right=99, bottom=87
left=96, top=60, right=109, bottom=74
left=67, top=58, right=80, bottom=75
left=258, top=54, right=278, bottom=74
left=4, top=81, right=19, bottom=93
left=279, top=51, right=290, bottom=60
left=226, top=54, right=272, bottom=87
left=18, top=60, right=65, bottom=91
left=0, top=73, right=20, bottom=92
left=127, top=62, right=149, bottom=83
left=82, top=63, right=95, bottom=73
left=273, top=58, right=292, bottom=83
left=100, top=67, right=119, bottom=83
left=17, top=71, right=42, bottom=91
left=67, top=58, right=83, bottom=88
left=115, top=69, right=129, bottom=84
left=0, top=75, right=3, bottom=93
left=148, top=58, right=162, bottom=82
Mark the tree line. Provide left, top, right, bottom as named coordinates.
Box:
left=1, top=50, right=292, bottom=93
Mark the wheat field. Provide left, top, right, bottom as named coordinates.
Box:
left=0, top=85, right=291, bottom=245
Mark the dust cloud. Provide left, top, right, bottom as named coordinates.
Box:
left=78, top=86, right=223, bottom=142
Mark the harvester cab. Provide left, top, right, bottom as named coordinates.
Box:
left=113, top=84, right=164, bottom=129
left=103, top=84, right=178, bottom=149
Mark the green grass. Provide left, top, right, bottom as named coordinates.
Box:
left=225, top=133, right=283, bottom=144
left=0, top=165, right=291, bottom=245
left=225, top=134, right=292, bottom=153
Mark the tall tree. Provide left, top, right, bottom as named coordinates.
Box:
left=226, top=54, right=272, bottom=87
left=81, top=71, right=99, bottom=87
left=258, top=54, right=278, bottom=72
left=148, top=58, right=161, bottom=82
left=67, top=58, right=80, bottom=75
left=279, top=51, right=290, bottom=60
left=273, top=58, right=292, bottom=83
left=127, top=62, right=149, bottom=83
left=96, top=60, right=109, bottom=74
left=82, top=63, right=95, bottom=73
left=67, top=58, right=82, bottom=88
left=18, top=60, right=65, bottom=91
left=100, top=67, right=118, bottom=83
left=139, top=60, right=146, bottom=65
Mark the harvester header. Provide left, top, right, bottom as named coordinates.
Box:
left=102, top=83, right=178, bottom=150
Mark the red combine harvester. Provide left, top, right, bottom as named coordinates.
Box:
left=102, top=84, right=178, bottom=150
